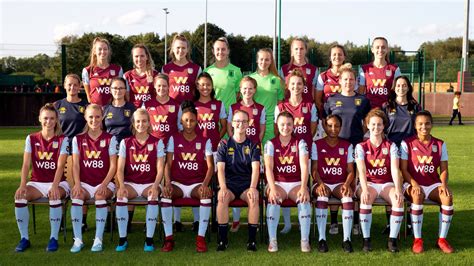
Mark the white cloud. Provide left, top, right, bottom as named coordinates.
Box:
left=116, top=9, right=151, bottom=26
left=53, top=23, right=91, bottom=41
left=101, top=17, right=111, bottom=26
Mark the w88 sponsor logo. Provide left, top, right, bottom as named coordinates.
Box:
left=246, top=127, right=256, bottom=136
left=414, top=165, right=435, bottom=173
left=322, top=167, right=342, bottom=176
left=276, top=165, right=297, bottom=173
left=96, top=86, right=110, bottom=94
left=178, top=162, right=199, bottom=170
left=293, top=125, right=307, bottom=134
left=83, top=160, right=104, bottom=168
left=35, top=161, right=56, bottom=170
left=134, top=94, right=151, bottom=102
left=198, top=121, right=215, bottom=130
left=131, top=163, right=151, bottom=172
left=172, top=85, right=190, bottom=93
left=369, top=87, right=388, bottom=95
left=368, top=167, right=387, bottom=176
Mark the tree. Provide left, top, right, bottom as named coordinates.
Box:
left=191, top=23, right=226, bottom=67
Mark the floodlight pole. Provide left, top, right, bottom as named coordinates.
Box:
left=163, top=8, right=170, bottom=64
left=204, top=0, right=208, bottom=68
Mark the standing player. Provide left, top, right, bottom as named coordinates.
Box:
left=355, top=109, right=404, bottom=253
left=312, top=114, right=355, bottom=253
left=204, top=37, right=243, bottom=111
left=315, top=44, right=348, bottom=232
left=280, top=38, right=318, bottom=103
left=124, top=44, right=158, bottom=108
left=162, top=34, right=202, bottom=102
left=249, top=48, right=285, bottom=144
left=265, top=112, right=312, bottom=253
left=144, top=74, right=182, bottom=146
left=358, top=37, right=401, bottom=109
left=14, top=103, right=69, bottom=252
left=115, top=109, right=165, bottom=252
left=82, top=37, right=123, bottom=106
left=401, top=111, right=454, bottom=254
left=381, top=76, right=420, bottom=235
left=69, top=104, right=118, bottom=253
left=161, top=101, right=214, bottom=252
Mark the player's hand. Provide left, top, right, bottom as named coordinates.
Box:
left=268, top=188, right=280, bottom=205
left=316, top=183, right=329, bottom=197
left=162, top=183, right=173, bottom=198
left=72, top=184, right=82, bottom=199
left=148, top=185, right=160, bottom=200
left=297, top=186, right=309, bottom=203
left=146, top=70, right=154, bottom=83
left=394, top=189, right=404, bottom=206
left=117, top=187, right=128, bottom=200
left=15, top=186, right=27, bottom=200
left=411, top=182, right=421, bottom=197
left=341, top=182, right=353, bottom=198
left=199, top=185, right=212, bottom=199
left=96, top=183, right=108, bottom=197
left=48, top=185, right=60, bottom=200
left=247, top=187, right=259, bottom=204
left=361, top=189, right=370, bottom=204
left=439, top=184, right=451, bottom=198
left=218, top=187, right=230, bottom=202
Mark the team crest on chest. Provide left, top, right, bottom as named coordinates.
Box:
left=228, top=147, right=234, bottom=155
left=59, top=107, right=66, bottom=114
left=291, top=145, right=297, bottom=153
left=432, top=145, right=438, bottom=153
left=244, top=146, right=250, bottom=155
left=211, top=104, right=216, bottom=110
left=169, top=105, right=175, bottom=113
left=196, top=142, right=201, bottom=150
left=339, top=148, right=345, bottom=155
left=100, top=140, right=106, bottom=148
left=52, top=141, right=59, bottom=149
left=147, top=144, right=154, bottom=151
left=229, top=70, right=234, bottom=77
left=271, top=78, right=276, bottom=85
left=355, top=99, right=362, bottom=106
left=188, top=68, right=193, bottom=74
left=385, top=69, right=392, bottom=77
left=302, top=107, right=308, bottom=114
left=110, top=69, right=115, bottom=76
left=106, top=112, right=113, bottom=119
left=382, top=148, right=388, bottom=155
left=306, top=68, right=311, bottom=75
left=335, top=101, right=343, bottom=107
left=79, top=106, right=85, bottom=113
left=124, top=110, right=131, bottom=117
left=253, top=108, right=258, bottom=115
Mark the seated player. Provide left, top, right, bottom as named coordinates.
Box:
left=215, top=110, right=260, bottom=251
left=14, top=103, right=69, bottom=252
left=355, top=109, right=404, bottom=252
left=161, top=101, right=214, bottom=252
left=265, top=111, right=311, bottom=253
left=312, top=114, right=355, bottom=253
left=401, top=111, right=454, bottom=254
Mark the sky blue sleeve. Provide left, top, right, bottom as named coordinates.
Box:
left=205, top=139, right=213, bottom=156
left=441, top=142, right=448, bottom=161
left=118, top=67, right=124, bottom=78
left=167, top=136, right=174, bottom=153
left=227, top=106, right=233, bottom=122
left=60, top=137, right=69, bottom=155
left=264, top=140, right=274, bottom=157
left=24, top=135, right=31, bottom=153
left=394, top=67, right=402, bottom=78
left=311, top=104, right=318, bottom=122
left=354, top=144, right=365, bottom=160
left=118, top=139, right=126, bottom=158
left=219, top=103, right=227, bottom=119
left=260, top=108, right=266, bottom=124
left=358, top=68, right=365, bottom=87
left=311, top=142, right=317, bottom=160
left=312, top=69, right=319, bottom=88
left=390, top=142, right=399, bottom=159
left=400, top=141, right=408, bottom=160
left=299, top=139, right=308, bottom=155
left=316, top=74, right=324, bottom=91
left=274, top=106, right=280, bottom=123
left=72, top=136, right=79, bottom=155
left=157, top=139, right=165, bottom=158
left=82, top=68, right=90, bottom=85
left=347, top=144, right=354, bottom=163
left=109, top=136, right=118, bottom=155
left=177, top=107, right=183, bottom=131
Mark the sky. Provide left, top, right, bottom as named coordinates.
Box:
left=0, top=0, right=472, bottom=58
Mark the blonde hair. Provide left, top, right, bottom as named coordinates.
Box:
left=132, top=43, right=155, bottom=71
left=153, top=73, right=170, bottom=86
left=89, top=37, right=112, bottom=67
left=170, top=34, right=192, bottom=62
left=289, top=38, right=309, bottom=66
left=82, top=104, right=104, bottom=133
left=338, top=63, right=355, bottom=78
left=131, top=108, right=152, bottom=135
left=257, top=48, right=280, bottom=77
left=39, top=103, right=62, bottom=136
left=63, top=73, right=81, bottom=87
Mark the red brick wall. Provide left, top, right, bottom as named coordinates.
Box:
left=414, top=92, right=474, bottom=116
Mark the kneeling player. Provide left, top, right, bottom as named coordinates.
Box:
left=401, top=111, right=454, bottom=254
left=265, top=111, right=311, bottom=253
left=355, top=109, right=404, bottom=252
left=216, top=110, right=260, bottom=251
left=312, top=114, right=355, bottom=253
left=161, top=101, right=214, bottom=252
left=115, top=109, right=165, bottom=252
left=14, top=104, right=69, bottom=252
left=70, top=104, right=118, bottom=252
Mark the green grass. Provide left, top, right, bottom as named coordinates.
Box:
left=1, top=126, right=473, bottom=265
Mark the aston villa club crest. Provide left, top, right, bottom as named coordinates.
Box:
left=188, top=68, right=193, bottom=74
left=169, top=105, right=175, bottom=113
left=382, top=148, right=388, bottom=155
left=336, top=101, right=343, bottom=107
left=229, top=70, right=234, bottom=77
left=385, top=69, right=392, bottom=77
left=52, top=141, right=59, bottom=149
left=271, top=78, right=276, bottom=85
left=196, top=143, right=201, bottom=150
left=302, top=107, right=308, bottom=114
left=432, top=145, right=438, bottom=153
left=110, top=69, right=116, bottom=76
left=124, top=110, right=131, bottom=117
left=306, top=68, right=311, bottom=75
left=339, top=148, right=345, bottom=155
left=147, top=144, right=154, bottom=151
left=355, top=99, right=362, bottom=106
left=244, top=146, right=250, bottom=155
left=211, top=104, right=216, bottom=110
left=253, top=109, right=258, bottom=115
left=100, top=140, right=106, bottom=148
left=79, top=106, right=85, bottom=113
left=291, top=146, right=297, bottom=152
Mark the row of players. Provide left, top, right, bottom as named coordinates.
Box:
left=14, top=101, right=453, bottom=254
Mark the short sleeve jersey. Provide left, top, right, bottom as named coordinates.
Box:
left=25, top=132, right=68, bottom=183
left=204, top=63, right=242, bottom=110
left=119, top=135, right=165, bottom=184
left=228, top=102, right=265, bottom=145
left=311, top=138, right=353, bottom=185
left=355, top=139, right=398, bottom=184
left=216, top=137, right=260, bottom=187
left=162, top=62, right=202, bottom=102
left=195, top=99, right=226, bottom=151
left=275, top=100, right=317, bottom=146
left=103, top=102, right=136, bottom=143
left=82, top=64, right=123, bottom=106
left=280, top=63, right=318, bottom=102
left=144, top=97, right=181, bottom=145
left=167, top=134, right=212, bottom=185
left=316, top=69, right=341, bottom=103
left=324, top=93, right=371, bottom=145
left=264, top=137, right=308, bottom=183
left=400, top=136, right=448, bottom=186
left=382, top=102, right=420, bottom=146
left=54, top=98, right=88, bottom=138
left=359, top=63, right=401, bottom=109
left=124, top=69, right=158, bottom=108
left=72, top=132, right=117, bottom=186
